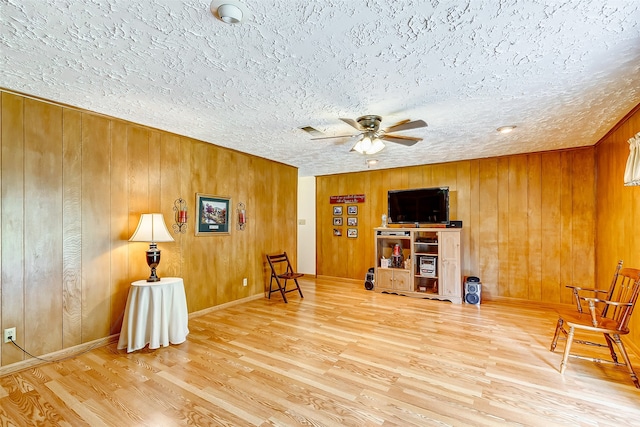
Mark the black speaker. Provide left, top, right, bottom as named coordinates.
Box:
left=365, top=267, right=375, bottom=290
left=464, top=276, right=481, bottom=304
left=447, top=220, right=463, bottom=228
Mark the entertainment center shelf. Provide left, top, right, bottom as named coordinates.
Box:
left=374, top=227, right=462, bottom=304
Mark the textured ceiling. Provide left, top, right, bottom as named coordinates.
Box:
left=1, top=0, right=639, bottom=177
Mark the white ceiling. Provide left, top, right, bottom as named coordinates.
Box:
left=2, top=1, right=639, bottom=177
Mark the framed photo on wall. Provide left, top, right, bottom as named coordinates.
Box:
left=333, top=217, right=343, bottom=226
left=333, top=206, right=343, bottom=215
left=347, top=205, right=358, bottom=215
left=195, top=193, right=231, bottom=235
left=347, top=217, right=357, bottom=226
left=347, top=228, right=358, bottom=238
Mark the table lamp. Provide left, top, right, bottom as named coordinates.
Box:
left=129, top=213, right=174, bottom=282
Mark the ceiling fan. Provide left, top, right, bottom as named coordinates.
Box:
left=301, top=115, right=428, bottom=155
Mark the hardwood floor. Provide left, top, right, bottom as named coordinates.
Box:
left=1, top=277, right=639, bottom=426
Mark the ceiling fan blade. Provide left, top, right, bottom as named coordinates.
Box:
left=339, top=118, right=363, bottom=130
left=300, top=126, right=323, bottom=136
left=386, top=119, right=411, bottom=129
left=381, top=134, right=422, bottom=146
left=310, top=134, right=357, bottom=141
left=384, top=119, right=428, bottom=133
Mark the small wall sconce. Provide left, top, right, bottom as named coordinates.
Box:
left=173, top=198, right=188, bottom=234
left=237, top=202, right=246, bottom=231
left=624, top=132, right=640, bottom=186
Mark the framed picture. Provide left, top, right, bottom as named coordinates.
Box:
left=347, top=205, right=358, bottom=215
left=347, top=217, right=358, bottom=226
left=333, top=228, right=342, bottom=236
left=195, top=193, right=231, bottom=235
left=333, top=217, right=343, bottom=226
left=347, top=228, right=358, bottom=238
left=333, top=206, right=343, bottom=215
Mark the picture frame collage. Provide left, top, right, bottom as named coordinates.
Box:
left=333, top=205, right=358, bottom=238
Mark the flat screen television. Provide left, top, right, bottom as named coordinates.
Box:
left=387, top=187, right=449, bottom=225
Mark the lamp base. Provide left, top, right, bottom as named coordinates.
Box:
left=147, top=268, right=160, bottom=282
left=146, top=245, right=162, bottom=282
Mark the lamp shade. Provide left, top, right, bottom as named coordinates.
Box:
left=129, top=214, right=174, bottom=243
left=368, top=138, right=385, bottom=154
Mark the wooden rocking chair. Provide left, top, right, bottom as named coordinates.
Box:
left=550, top=265, right=640, bottom=388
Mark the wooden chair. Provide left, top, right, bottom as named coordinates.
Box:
left=550, top=266, right=640, bottom=388
left=565, top=260, right=622, bottom=314
left=266, top=252, right=304, bottom=303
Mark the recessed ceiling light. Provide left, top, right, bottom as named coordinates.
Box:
left=366, top=159, right=379, bottom=167
left=497, top=126, right=516, bottom=134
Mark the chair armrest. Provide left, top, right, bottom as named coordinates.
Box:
left=566, top=285, right=609, bottom=313
left=582, top=297, right=633, bottom=308
left=565, top=285, right=608, bottom=294
left=581, top=297, right=633, bottom=327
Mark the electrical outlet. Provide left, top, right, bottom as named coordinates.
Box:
left=4, top=327, right=16, bottom=343
left=242, top=277, right=248, bottom=287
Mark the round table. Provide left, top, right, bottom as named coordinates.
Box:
left=117, top=277, right=189, bottom=353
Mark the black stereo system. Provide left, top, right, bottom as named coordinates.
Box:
left=464, top=276, right=481, bottom=304
left=365, top=267, right=375, bottom=290
left=447, top=220, right=463, bottom=228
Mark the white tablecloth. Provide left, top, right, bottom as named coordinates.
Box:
left=117, top=277, right=189, bottom=353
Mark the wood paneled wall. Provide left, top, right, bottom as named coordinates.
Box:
left=0, top=91, right=298, bottom=367
left=317, top=149, right=597, bottom=305
left=594, top=104, right=640, bottom=347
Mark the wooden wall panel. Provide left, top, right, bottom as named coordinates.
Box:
left=497, top=157, right=510, bottom=297
left=109, top=120, right=130, bottom=336
left=127, top=126, right=151, bottom=282
left=477, top=158, right=499, bottom=299
left=148, top=131, right=161, bottom=213
left=81, top=114, right=111, bottom=342
left=558, top=152, right=574, bottom=305
left=1, top=93, right=25, bottom=365
left=526, top=154, right=542, bottom=301
left=540, top=153, right=562, bottom=303
left=158, top=132, right=182, bottom=279
left=570, top=149, right=595, bottom=297
left=595, top=104, right=640, bottom=348
left=507, top=155, right=528, bottom=299
left=254, top=159, right=274, bottom=293
left=24, top=99, right=64, bottom=355
left=0, top=90, right=298, bottom=367
left=456, top=161, right=475, bottom=278
left=229, top=153, right=251, bottom=301
left=186, top=140, right=214, bottom=310
left=62, top=109, right=82, bottom=346
left=316, top=148, right=597, bottom=309
left=179, top=137, right=196, bottom=306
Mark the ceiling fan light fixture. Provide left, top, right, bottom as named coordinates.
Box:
left=352, top=134, right=385, bottom=155
left=368, top=138, right=385, bottom=154
left=360, top=135, right=373, bottom=152
left=351, top=140, right=365, bottom=154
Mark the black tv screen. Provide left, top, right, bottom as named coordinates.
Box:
left=387, top=187, right=449, bottom=225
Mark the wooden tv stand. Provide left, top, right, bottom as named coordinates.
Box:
left=374, top=227, right=463, bottom=304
